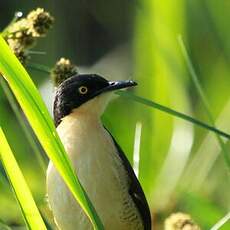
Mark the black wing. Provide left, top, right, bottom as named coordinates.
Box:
left=105, top=128, right=152, bottom=230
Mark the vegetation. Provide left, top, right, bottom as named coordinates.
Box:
left=0, top=1, right=229, bottom=229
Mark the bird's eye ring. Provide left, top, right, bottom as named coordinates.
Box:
left=78, top=86, right=88, bottom=94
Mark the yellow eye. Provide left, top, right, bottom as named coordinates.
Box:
left=78, top=86, right=88, bottom=94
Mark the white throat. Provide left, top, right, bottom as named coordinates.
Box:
left=71, top=92, right=113, bottom=118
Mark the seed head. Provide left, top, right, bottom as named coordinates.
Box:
left=51, top=58, right=78, bottom=87
left=165, top=213, right=201, bottom=230
left=27, top=8, right=54, bottom=37
left=7, top=39, right=29, bottom=64
left=6, top=19, right=35, bottom=48
left=3, top=8, right=54, bottom=64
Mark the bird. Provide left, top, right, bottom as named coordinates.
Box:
left=46, top=73, right=151, bottom=230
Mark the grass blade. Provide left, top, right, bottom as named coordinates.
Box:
left=116, top=90, right=230, bottom=140
left=25, top=61, right=230, bottom=141
left=182, top=99, right=230, bottom=191
left=210, top=211, right=230, bottom=230
left=0, top=127, right=46, bottom=230
left=27, top=62, right=51, bottom=74
left=0, top=218, right=12, bottom=230
left=178, top=35, right=230, bottom=170
left=0, top=35, right=103, bottom=229
left=0, top=78, right=47, bottom=174
left=132, top=122, right=142, bottom=178
left=0, top=222, right=11, bottom=230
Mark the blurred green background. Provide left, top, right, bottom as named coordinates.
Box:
left=0, top=0, right=230, bottom=229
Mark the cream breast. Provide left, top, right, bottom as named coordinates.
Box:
left=47, top=102, right=143, bottom=230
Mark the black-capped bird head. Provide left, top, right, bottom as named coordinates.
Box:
left=53, top=74, right=137, bottom=126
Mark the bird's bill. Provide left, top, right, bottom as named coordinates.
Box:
left=101, top=80, right=137, bottom=93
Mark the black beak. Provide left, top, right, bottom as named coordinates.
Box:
left=88, top=79, right=137, bottom=99
left=102, top=80, right=137, bottom=93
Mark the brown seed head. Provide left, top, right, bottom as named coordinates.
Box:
left=6, top=19, right=35, bottom=48
left=165, top=213, right=201, bottom=230
left=51, top=58, right=78, bottom=87
left=27, top=8, right=54, bottom=37
left=7, top=39, right=29, bottom=64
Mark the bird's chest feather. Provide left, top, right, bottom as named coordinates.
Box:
left=47, top=114, right=143, bottom=230
left=56, top=115, right=126, bottom=188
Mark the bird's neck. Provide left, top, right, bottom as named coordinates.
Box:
left=60, top=110, right=101, bottom=129
left=56, top=109, right=103, bottom=144
left=56, top=110, right=106, bottom=162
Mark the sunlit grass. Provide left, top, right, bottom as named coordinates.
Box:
left=178, top=35, right=230, bottom=170
left=210, top=212, right=230, bottom=230
left=0, top=127, right=46, bottom=230
left=0, top=3, right=230, bottom=229
left=0, top=35, right=103, bottom=230
left=0, top=78, right=47, bottom=174
left=116, top=91, right=230, bottom=139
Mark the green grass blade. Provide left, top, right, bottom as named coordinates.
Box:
left=27, top=62, right=51, bottom=74
left=178, top=35, right=230, bottom=170
left=0, top=219, right=12, bottom=230
left=0, top=35, right=103, bottom=229
left=0, top=127, right=47, bottom=230
left=0, top=78, right=47, bottom=174
left=210, top=211, right=230, bottom=230
left=0, top=223, right=11, bottom=230
left=116, top=91, right=230, bottom=140
left=25, top=61, right=230, bottom=142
